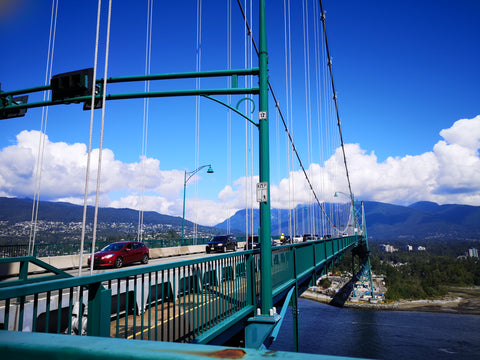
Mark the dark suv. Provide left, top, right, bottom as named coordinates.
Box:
left=206, top=235, right=237, bottom=253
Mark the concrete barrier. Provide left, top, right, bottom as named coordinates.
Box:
left=37, top=245, right=208, bottom=271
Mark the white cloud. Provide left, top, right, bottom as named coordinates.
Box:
left=344, top=115, right=480, bottom=205
left=110, top=195, right=175, bottom=215
left=2, top=115, right=480, bottom=226
left=0, top=129, right=184, bottom=204
left=439, top=116, right=480, bottom=150
left=218, top=185, right=236, bottom=202
left=252, top=115, right=480, bottom=210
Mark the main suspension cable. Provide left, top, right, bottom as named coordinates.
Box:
left=318, top=0, right=355, bottom=209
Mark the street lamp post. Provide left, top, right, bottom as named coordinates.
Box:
left=181, top=164, right=214, bottom=245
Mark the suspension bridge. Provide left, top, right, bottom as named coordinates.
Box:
left=0, top=1, right=375, bottom=358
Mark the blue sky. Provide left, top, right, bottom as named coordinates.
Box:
left=1, top=0, right=479, bottom=227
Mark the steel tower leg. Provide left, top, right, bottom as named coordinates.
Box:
left=245, top=0, right=280, bottom=348
left=292, top=286, right=299, bottom=352
left=361, top=202, right=375, bottom=299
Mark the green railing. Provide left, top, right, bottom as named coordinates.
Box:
left=0, top=256, right=73, bottom=288
left=0, top=236, right=362, bottom=345
left=0, top=331, right=363, bottom=360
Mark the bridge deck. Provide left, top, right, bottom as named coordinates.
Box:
left=0, top=236, right=363, bottom=345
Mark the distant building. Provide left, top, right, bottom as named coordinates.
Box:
left=404, top=245, right=413, bottom=251
left=468, top=248, right=479, bottom=258
left=417, top=246, right=426, bottom=251
left=379, top=244, right=397, bottom=253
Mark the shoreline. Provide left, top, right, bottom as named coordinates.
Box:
left=301, top=288, right=480, bottom=315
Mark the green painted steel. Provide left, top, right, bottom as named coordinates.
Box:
left=0, top=68, right=258, bottom=97
left=0, top=68, right=260, bottom=113
left=105, top=67, right=259, bottom=84
left=362, top=202, right=376, bottom=299
left=0, top=256, right=72, bottom=288
left=258, top=0, right=273, bottom=317
left=87, top=283, right=111, bottom=337
left=202, top=95, right=258, bottom=127
left=245, top=313, right=280, bottom=348
left=242, top=3, right=277, bottom=346
left=0, top=331, right=365, bottom=360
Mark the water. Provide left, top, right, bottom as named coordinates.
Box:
left=270, top=298, right=480, bottom=359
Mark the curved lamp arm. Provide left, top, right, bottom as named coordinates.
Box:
left=185, top=164, right=214, bottom=184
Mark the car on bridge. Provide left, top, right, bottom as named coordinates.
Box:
left=303, top=234, right=315, bottom=241
left=292, top=235, right=303, bottom=243
left=244, top=235, right=277, bottom=250
left=206, top=235, right=237, bottom=253
left=87, top=241, right=149, bottom=268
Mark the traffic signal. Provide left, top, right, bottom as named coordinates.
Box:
left=82, top=85, right=103, bottom=110
left=50, top=68, right=94, bottom=102
left=0, top=94, right=29, bottom=120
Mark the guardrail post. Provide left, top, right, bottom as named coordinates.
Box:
left=310, top=242, right=316, bottom=287
left=18, top=258, right=29, bottom=282
left=87, top=283, right=111, bottom=337
left=246, top=253, right=256, bottom=306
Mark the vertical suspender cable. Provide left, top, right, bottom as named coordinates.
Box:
left=138, top=0, right=154, bottom=242
left=29, top=0, right=58, bottom=256
left=248, top=0, right=255, bottom=235
left=275, top=109, right=281, bottom=236
left=243, top=0, right=249, bottom=239
left=302, top=0, right=314, bottom=235
left=81, top=0, right=102, bottom=276
left=193, top=0, right=203, bottom=243
left=283, top=0, right=293, bottom=238
left=237, top=0, right=255, bottom=240
left=236, top=0, right=336, bottom=230
left=90, top=0, right=113, bottom=270
left=226, top=0, right=232, bottom=234
left=313, top=0, right=327, bottom=236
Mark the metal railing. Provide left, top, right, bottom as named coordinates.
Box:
left=0, top=236, right=362, bottom=344
left=0, top=256, right=72, bottom=288
left=0, top=330, right=360, bottom=360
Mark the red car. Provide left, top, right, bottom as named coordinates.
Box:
left=88, top=241, right=149, bottom=268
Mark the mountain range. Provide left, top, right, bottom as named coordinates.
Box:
left=215, top=201, right=480, bottom=241
left=0, top=197, right=219, bottom=237
left=1, top=197, right=480, bottom=241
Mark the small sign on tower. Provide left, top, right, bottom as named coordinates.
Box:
left=256, top=182, right=268, bottom=203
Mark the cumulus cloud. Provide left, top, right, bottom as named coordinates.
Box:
left=110, top=195, right=175, bottom=215
left=340, top=115, right=480, bottom=205
left=2, top=115, right=480, bottom=226
left=223, top=115, right=480, bottom=212
left=0, top=129, right=184, bottom=206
